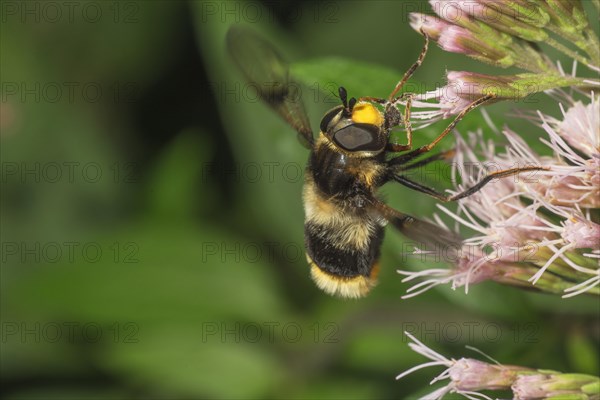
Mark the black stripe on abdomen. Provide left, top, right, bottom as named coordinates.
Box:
left=304, top=221, right=384, bottom=278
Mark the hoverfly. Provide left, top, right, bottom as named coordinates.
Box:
left=226, top=26, right=541, bottom=299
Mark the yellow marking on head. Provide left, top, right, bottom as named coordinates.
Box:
left=307, top=256, right=380, bottom=299
left=351, top=102, right=383, bottom=127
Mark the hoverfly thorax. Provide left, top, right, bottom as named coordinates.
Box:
left=319, top=87, right=387, bottom=158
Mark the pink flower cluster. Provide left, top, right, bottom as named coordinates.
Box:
left=399, top=92, right=600, bottom=298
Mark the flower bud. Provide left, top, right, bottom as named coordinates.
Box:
left=449, top=358, right=534, bottom=390
left=409, top=13, right=451, bottom=41
left=512, top=373, right=600, bottom=399
left=432, top=0, right=549, bottom=42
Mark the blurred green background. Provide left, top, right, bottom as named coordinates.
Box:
left=1, top=1, right=598, bottom=399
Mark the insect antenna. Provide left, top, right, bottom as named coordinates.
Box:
left=338, top=86, right=348, bottom=108
left=348, top=97, right=357, bottom=112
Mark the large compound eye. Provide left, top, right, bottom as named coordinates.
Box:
left=332, top=123, right=384, bottom=152
left=319, top=106, right=344, bottom=133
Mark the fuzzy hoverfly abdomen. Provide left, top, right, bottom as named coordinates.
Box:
left=302, top=174, right=385, bottom=298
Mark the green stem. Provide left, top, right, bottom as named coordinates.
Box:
left=583, top=27, right=600, bottom=67
left=545, top=23, right=591, bottom=57
left=545, top=36, right=596, bottom=70
left=508, top=74, right=590, bottom=96
left=545, top=23, right=578, bottom=44
left=518, top=42, right=557, bottom=73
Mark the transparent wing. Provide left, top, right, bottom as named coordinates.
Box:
left=371, top=196, right=463, bottom=257
left=226, top=25, right=314, bottom=148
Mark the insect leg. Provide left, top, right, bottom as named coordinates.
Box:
left=388, top=30, right=430, bottom=101
left=410, top=94, right=496, bottom=157
left=358, top=96, right=386, bottom=104
left=391, top=166, right=548, bottom=202
left=387, top=148, right=455, bottom=169
left=396, top=149, right=456, bottom=170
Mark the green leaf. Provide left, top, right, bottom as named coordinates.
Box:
left=291, top=57, right=404, bottom=100
left=144, top=129, right=214, bottom=220
left=101, top=328, right=284, bottom=399
left=2, top=222, right=291, bottom=397
left=293, top=379, right=383, bottom=400
left=344, top=328, right=413, bottom=372
left=4, top=223, right=288, bottom=323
